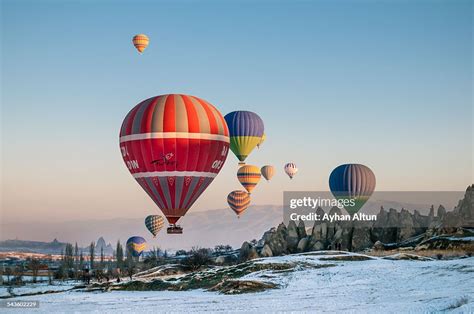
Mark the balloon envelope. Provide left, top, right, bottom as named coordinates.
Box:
left=132, top=34, right=149, bottom=53
left=329, top=164, right=376, bottom=215
left=145, top=215, right=165, bottom=237
left=284, top=163, right=298, bottom=179
left=227, top=190, right=251, bottom=217
left=261, top=165, right=274, bottom=181
left=120, top=94, right=229, bottom=226
left=257, top=133, right=266, bottom=148
left=224, top=111, right=264, bottom=164
left=126, top=236, right=147, bottom=257
left=237, top=165, right=261, bottom=194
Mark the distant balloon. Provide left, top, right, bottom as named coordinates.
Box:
left=120, top=94, right=229, bottom=234
left=126, top=236, right=147, bottom=257
left=237, top=165, right=261, bottom=194
left=261, top=165, right=274, bottom=181
left=132, top=34, right=149, bottom=53
left=257, top=133, right=266, bottom=149
left=227, top=190, right=251, bottom=217
left=145, top=215, right=165, bottom=237
left=224, top=111, right=264, bottom=165
left=329, top=164, right=376, bottom=215
left=284, top=163, right=298, bottom=179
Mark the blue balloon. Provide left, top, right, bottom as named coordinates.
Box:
left=329, top=164, right=376, bottom=215
left=126, top=236, right=147, bottom=257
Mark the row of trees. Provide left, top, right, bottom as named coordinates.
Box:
left=1, top=242, right=235, bottom=286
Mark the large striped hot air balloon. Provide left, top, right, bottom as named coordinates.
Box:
left=145, top=215, right=165, bottom=237
left=126, top=236, right=147, bottom=257
left=329, top=164, right=376, bottom=215
left=284, top=163, right=298, bottom=179
left=224, top=111, right=264, bottom=165
left=227, top=190, right=251, bottom=217
left=120, top=94, right=230, bottom=234
left=237, top=165, right=261, bottom=194
left=132, top=34, right=149, bottom=53
left=261, top=165, right=274, bottom=181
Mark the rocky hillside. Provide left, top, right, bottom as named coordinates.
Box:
left=241, top=185, right=474, bottom=259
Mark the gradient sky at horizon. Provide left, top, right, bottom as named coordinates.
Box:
left=1, top=0, right=472, bottom=224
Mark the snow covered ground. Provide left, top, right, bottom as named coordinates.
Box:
left=3, top=253, right=473, bottom=313
left=0, top=281, right=75, bottom=298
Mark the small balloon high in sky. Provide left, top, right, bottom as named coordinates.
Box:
left=132, top=34, right=149, bottom=54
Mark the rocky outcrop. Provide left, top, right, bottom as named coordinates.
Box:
left=260, top=244, right=273, bottom=257
left=240, top=241, right=259, bottom=261
left=296, top=237, right=309, bottom=253
left=286, top=220, right=299, bottom=253
left=239, top=185, right=473, bottom=259
left=209, top=280, right=278, bottom=294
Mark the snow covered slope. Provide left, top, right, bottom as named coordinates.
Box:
left=5, top=253, right=474, bottom=313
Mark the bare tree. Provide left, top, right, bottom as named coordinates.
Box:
left=13, top=265, right=24, bottom=285
left=143, top=246, right=163, bottom=268
left=5, top=267, right=12, bottom=284
left=125, top=249, right=136, bottom=280
left=48, top=266, right=53, bottom=285
left=180, top=247, right=213, bottom=271
left=28, top=258, right=41, bottom=283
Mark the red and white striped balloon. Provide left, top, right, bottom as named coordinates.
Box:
left=120, top=94, right=229, bottom=225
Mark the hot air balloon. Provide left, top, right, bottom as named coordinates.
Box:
left=237, top=165, right=261, bottom=194
left=224, top=111, right=264, bottom=165
left=120, top=94, right=229, bottom=234
left=257, top=133, right=266, bottom=149
left=284, top=163, right=298, bottom=179
left=329, top=164, right=376, bottom=215
left=261, top=165, right=274, bottom=181
left=145, top=215, right=165, bottom=237
left=126, top=236, right=147, bottom=257
left=227, top=190, right=251, bottom=218
left=132, top=34, right=149, bottom=53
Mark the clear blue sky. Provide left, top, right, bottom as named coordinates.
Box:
left=1, top=0, right=472, bottom=223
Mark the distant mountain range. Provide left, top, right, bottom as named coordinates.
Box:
left=0, top=206, right=283, bottom=252
left=0, top=237, right=114, bottom=255
left=1, top=193, right=463, bottom=253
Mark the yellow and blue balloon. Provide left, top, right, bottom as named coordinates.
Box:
left=126, top=236, right=147, bottom=257
left=224, top=111, right=264, bottom=165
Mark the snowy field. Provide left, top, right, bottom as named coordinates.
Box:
left=2, top=254, right=473, bottom=313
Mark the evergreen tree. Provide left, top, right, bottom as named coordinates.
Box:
left=79, top=251, right=84, bottom=270
left=89, top=242, right=95, bottom=270
left=100, top=247, right=105, bottom=269
left=74, top=242, right=79, bottom=279
left=65, top=243, right=74, bottom=270
left=116, top=240, right=124, bottom=269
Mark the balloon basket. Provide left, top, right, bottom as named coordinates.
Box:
left=167, top=225, right=183, bottom=234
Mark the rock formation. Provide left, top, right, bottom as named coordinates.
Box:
left=240, top=185, right=473, bottom=259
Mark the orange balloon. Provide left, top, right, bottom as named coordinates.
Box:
left=227, top=190, right=251, bottom=217
left=237, top=165, right=261, bottom=194
left=132, top=34, right=149, bottom=53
